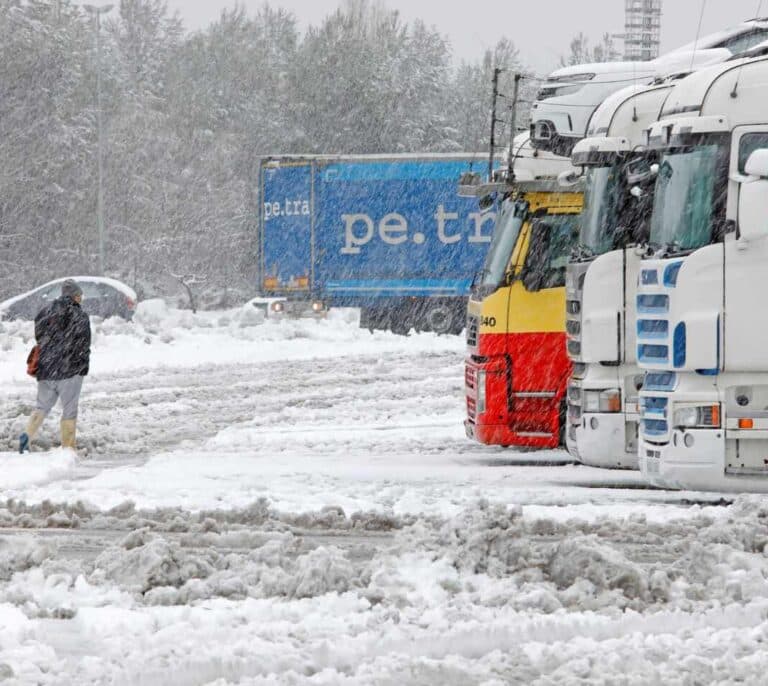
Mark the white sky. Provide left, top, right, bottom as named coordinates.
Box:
left=165, top=1, right=766, bottom=74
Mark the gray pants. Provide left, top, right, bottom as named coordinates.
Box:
left=37, top=376, right=85, bottom=420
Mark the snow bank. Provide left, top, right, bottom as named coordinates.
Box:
left=0, top=300, right=461, bottom=390
left=0, top=450, right=77, bottom=489
left=1, top=499, right=768, bottom=683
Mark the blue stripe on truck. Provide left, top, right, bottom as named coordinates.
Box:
left=324, top=278, right=471, bottom=297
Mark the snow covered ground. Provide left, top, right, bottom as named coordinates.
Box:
left=1, top=302, right=767, bottom=684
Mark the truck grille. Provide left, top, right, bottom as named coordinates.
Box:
left=640, top=395, right=669, bottom=439
left=465, top=364, right=477, bottom=420
left=467, top=397, right=477, bottom=420
left=565, top=275, right=584, bottom=362
left=465, top=365, right=476, bottom=390
left=466, top=314, right=479, bottom=348
left=567, top=382, right=582, bottom=425
left=567, top=340, right=582, bottom=357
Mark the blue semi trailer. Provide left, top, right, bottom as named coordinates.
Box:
left=259, top=154, right=494, bottom=334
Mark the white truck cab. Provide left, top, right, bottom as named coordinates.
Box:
left=564, top=81, right=675, bottom=468
left=636, top=54, right=768, bottom=492
left=531, top=19, right=768, bottom=157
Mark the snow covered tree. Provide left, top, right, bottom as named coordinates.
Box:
left=561, top=32, right=619, bottom=66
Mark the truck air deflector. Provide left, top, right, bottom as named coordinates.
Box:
left=663, top=261, right=684, bottom=287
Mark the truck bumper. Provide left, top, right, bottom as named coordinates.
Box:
left=465, top=356, right=563, bottom=449
left=639, top=430, right=725, bottom=490
left=464, top=419, right=560, bottom=448
left=640, top=429, right=768, bottom=493
left=573, top=413, right=638, bottom=470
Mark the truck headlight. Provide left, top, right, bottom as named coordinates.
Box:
left=477, top=370, right=487, bottom=415
left=583, top=389, right=621, bottom=413
left=673, top=404, right=720, bottom=429
left=583, top=390, right=600, bottom=413
left=312, top=301, right=324, bottom=313
left=271, top=301, right=284, bottom=313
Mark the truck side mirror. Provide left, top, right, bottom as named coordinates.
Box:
left=478, top=194, right=496, bottom=213
left=624, top=158, right=656, bottom=186
left=557, top=169, right=582, bottom=187
left=739, top=149, right=768, bottom=242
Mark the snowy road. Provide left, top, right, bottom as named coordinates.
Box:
left=1, top=305, right=767, bottom=684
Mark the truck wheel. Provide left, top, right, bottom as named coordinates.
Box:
left=391, top=319, right=411, bottom=336
left=361, top=308, right=387, bottom=333
left=425, top=305, right=454, bottom=335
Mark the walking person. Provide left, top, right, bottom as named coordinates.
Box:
left=19, top=279, right=91, bottom=453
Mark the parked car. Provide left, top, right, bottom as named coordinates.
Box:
left=0, top=277, right=137, bottom=321
left=244, top=296, right=327, bottom=320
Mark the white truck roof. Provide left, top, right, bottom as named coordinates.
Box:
left=586, top=81, right=674, bottom=140
left=659, top=53, right=768, bottom=123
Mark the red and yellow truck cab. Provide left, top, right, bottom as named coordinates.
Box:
left=465, top=185, right=582, bottom=448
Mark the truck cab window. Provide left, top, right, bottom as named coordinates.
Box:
left=738, top=133, right=768, bottom=173
left=720, top=28, right=768, bottom=56
left=521, top=215, right=579, bottom=292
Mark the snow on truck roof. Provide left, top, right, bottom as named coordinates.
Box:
left=0, top=276, right=137, bottom=311
left=546, top=19, right=768, bottom=83
left=669, top=19, right=768, bottom=56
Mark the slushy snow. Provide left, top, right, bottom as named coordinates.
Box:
left=0, top=304, right=764, bottom=684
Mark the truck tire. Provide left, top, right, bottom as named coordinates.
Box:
left=425, top=305, right=454, bottom=335
left=361, top=307, right=387, bottom=333
left=390, top=319, right=411, bottom=336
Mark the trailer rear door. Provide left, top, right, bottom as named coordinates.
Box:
left=260, top=160, right=313, bottom=294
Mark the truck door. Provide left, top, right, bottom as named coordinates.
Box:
left=260, top=160, right=313, bottom=294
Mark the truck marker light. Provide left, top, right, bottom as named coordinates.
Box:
left=711, top=404, right=720, bottom=428
left=602, top=390, right=622, bottom=413
left=739, top=418, right=754, bottom=429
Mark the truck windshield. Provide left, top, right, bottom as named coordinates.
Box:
left=521, top=214, right=579, bottom=291
left=473, top=197, right=527, bottom=296
left=650, top=136, right=729, bottom=255
left=577, top=165, right=621, bottom=258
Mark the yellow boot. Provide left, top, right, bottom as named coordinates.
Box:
left=19, top=411, right=46, bottom=453
left=60, top=419, right=77, bottom=450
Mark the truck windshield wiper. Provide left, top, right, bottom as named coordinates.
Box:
left=661, top=240, right=682, bottom=257
left=571, top=242, right=595, bottom=260
left=471, top=268, right=491, bottom=289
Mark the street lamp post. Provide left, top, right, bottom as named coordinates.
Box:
left=84, top=3, right=113, bottom=276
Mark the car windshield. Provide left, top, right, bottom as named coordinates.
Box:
left=473, top=197, right=527, bottom=295
left=577, top=165, right=621, bottom=258
left=650, top=136, right=729, bottom=254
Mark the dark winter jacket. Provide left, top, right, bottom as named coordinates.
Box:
left=34, top=296, right=91, bottom=380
